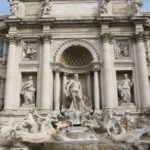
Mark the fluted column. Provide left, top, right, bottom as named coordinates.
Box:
left=87, top=72, right=92, bottom=100
left=94, top=70, right=100, bottom=110
left=54, top=70, right=61, bottom=110
left=40, top=34, right=53, bottom=110
left=4, top=35, right=19, bottom=109
left=135, top=33, right=150, bottom=108
left=102, top=33, right=114, bottom=109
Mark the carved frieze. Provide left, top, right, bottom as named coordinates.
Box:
left=22, top=41, right=38, bottom=61
left=115, top=40, right=130, bottom=59
left=101, top=33, right=113, bottom=43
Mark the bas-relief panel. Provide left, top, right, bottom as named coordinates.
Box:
left=22, top=41, right=38, bottom=61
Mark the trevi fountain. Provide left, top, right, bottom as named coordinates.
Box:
left=0, top=0, right=150, bottom=149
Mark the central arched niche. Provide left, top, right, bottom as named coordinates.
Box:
left=60, top=46, right=93, bottom=67
left=58, top=45, right=98, bottom=110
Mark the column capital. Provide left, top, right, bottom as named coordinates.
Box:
left=92, top=61, right=101, bottom=72
left=54, top=67, right=61, bottom=73
left=100, top=32, right=113, bottom=43
left=132, top=32, right=146, bottom=43
left=144, top=32, right=150, bottom=41
left=6, top=34, right=21, bottom=45
left=40, top=33, right=52, bottom=43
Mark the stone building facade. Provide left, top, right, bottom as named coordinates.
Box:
left=0, top=0, right=150, bottom=115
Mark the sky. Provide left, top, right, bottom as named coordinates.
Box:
left=0, top=0, right=150, bottom=15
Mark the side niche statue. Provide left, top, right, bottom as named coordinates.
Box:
left=20, top=76, right=36, bottom=107
left=118, top=74, right=133, bottom=105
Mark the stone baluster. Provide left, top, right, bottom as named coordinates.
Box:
left=54, top=69, right=61, bottom=110
left=94, top=69, right=100, bottom=110
left=4, top=35, right=19, bottom=109
left=40, top=34, right=53, bottom=110
left=101, top=33, right=114, bottom=109
left=87, top=72, right=92, bottom=100
left=134, top=33, right=150, bottom=108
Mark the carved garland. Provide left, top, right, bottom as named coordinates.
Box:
left=54, top=39, right=100, bottom=62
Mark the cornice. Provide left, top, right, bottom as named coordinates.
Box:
left=1, top=15, right=150, bottom=28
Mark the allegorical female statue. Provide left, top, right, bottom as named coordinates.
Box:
left=21, top=76, right=36, bottom=106
left=118, top=74, right=133, bottom=105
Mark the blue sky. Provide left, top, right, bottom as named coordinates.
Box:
left=0, top=0, right=150, bottom=15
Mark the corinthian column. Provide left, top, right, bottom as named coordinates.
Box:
left=54, top=69, right=61, bottom=110
left=40, top=34, right=53, bottom=110
left=102, top=33, right=114, bottom=109
left=94, top=70, right=100, bottom=110
left=135, top=33, right=150, bottom=108
left=4, top=35, right=19, bottom=109
left=87, top=72, right=92, bottom=100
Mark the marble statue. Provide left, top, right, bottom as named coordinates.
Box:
left=23, top=43, right=37, bottom=61
left=120, top=112, right=134, bottom=131
left=118, top=74, right=133, bottom=105
left=146, top=18, right=150, bottom=27
left=22, top=108, right=40, bottom=133
left=41, top=0, right=52, bottom=17
left=96, top=111, right=119, bottom=136
left=21, top=76, right=36, bottom=107
left=132, top=0, right=143, bottom=14
left=21, top=108, right=59, bottom=134
left=61, top=74, right=93, bottom=125
left=99, top=0, right=109, bottom=14
left=63, top=74, right=85, bottom=112
left=9, top=0, right=18, bottom=17
left=35, top=113, right=59, bottom=133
